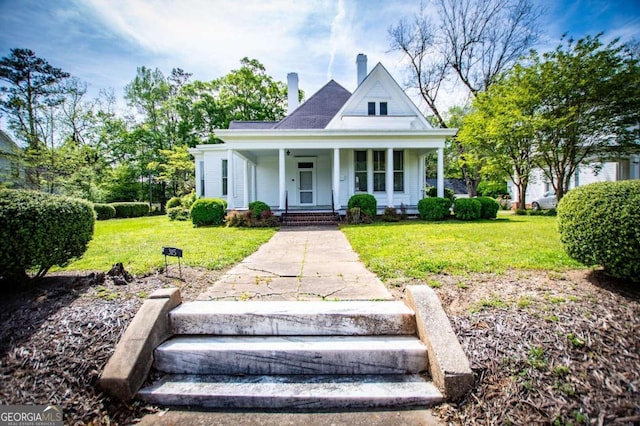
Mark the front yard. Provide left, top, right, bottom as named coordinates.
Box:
left=1, top=213, right=637, bottom=424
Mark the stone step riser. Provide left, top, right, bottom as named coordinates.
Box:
left=137, top=374, right=443, bottom=409
left=170, top=301, right=417, bottom=336
left=154, top=336, right=428, bottom=375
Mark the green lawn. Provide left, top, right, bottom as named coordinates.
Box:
left=62, top=216, right=276, bottom=275
left=342, top=212, right=582, bottom=281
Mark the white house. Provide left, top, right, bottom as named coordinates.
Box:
left=189, top=54, right=457, bottom=215
left=510, top=156, right=640, bottom=207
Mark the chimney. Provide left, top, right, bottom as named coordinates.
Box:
left=287, top=72, right=299, bottom=115
left=356, top=53, right=367, bottom=86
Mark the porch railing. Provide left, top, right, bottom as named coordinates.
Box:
left=285, top=190, right=288, bottom=215
left=331, top=190, right=335, bottom=215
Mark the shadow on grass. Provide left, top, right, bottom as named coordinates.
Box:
left=0, top=273, right=98, bottom=358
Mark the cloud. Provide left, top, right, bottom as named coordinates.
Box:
left=327, top=0, right=348, bottom=80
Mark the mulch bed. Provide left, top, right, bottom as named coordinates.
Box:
left=0, top=266, right=638, bottom=424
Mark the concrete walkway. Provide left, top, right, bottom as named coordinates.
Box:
left=198, top=226, right=392, bottom=301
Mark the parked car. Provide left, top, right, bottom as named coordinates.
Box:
left=531, top=190, right=557, bottom=210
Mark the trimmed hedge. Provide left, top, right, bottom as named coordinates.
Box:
left=248, top=200, right=271, bottom=219
left=166, top=197, right=182, bottom=209
left=347, top=194, right=377, bottom=219
left=454, top=198, right=481, bottom=220
left=0, top=189, right=95, bottom=282
left=110, top=202, right=149, bottom=218
left=190, top=198, right=227, bottom=226
left=93, top=203, right=116, bottom=220
left=417, top=197, right=451, bottom=221
left=167, top=206, right=190, bottom=221
left=426, top=186, right=455, bottom=202
left=557, top=181, right=640, bottom=283
left=477, top=196, right=500, bottom=219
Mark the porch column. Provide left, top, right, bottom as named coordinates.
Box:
left=252, top=163, right=257, bottom=203
left=418, top=154, right=426, bottom=200
left=278, top=148, right=286, bottom=210
left=386, top=148, right=394, bottom=207
left=227, top=149, right=235, bottom=209
left=333, top=148, right=341, bottom=210
left=437, top=147, right=444, bottom=198
left=243, top=160, right=249, bottom=208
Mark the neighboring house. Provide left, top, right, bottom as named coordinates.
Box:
left=426, top=178, right=468, bottom=199
left=509, top=156, right=640, bottom=207
left=0, top=129, right=25, bottom=188
left=190, top=54, right=456, bottom=215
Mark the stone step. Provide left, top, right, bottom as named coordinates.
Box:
left=154, top=335, right=428, bottom=375
left=282, top=212, right=340, bottom=226
left=137, top=374, right=443, bottom=409
left=169, top=300, right=416, bottom=335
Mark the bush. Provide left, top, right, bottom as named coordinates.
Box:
left=418, top=197, right=451, bottom=221
left=93, top=203, right=116, bottom=220
left=248, top=201, right=271, bottom=219
left=182, top=192, right=197, bottom=209
left=190, top=198, right=227, bottom=226
left=477, top=180, right=508, bottom=198
left=167, top=206, right=190, bottom=221
left=557, top=181, right=640, bottom=283
left=476, top=196, right=500, bottom=219
left=347, top=194, right=377, bottom=219
left=110, top=202, right=150, bottom=218
left=166, top=197, right=182, bottom=209
left=381, top=207, right=400, bottom=222
left=0, top=189, right=95, bottom=282
left=426, top=185, right=455, bottom=202
left=454, top=198, right=481, bottom=220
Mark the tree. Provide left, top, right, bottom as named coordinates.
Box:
left=458, top=64, right=539, bottom=209
left=0, top=48, right=70, bottom=189
left=389, top=0, right=542, bottom=195
left=529, top=35, right=640, bottom=202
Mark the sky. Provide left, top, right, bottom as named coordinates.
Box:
left=1, top=0, right=639, bottom=118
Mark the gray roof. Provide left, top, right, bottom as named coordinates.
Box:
left=274, top=80, right=351, bottom=129
left=228, top=121, right=278, bottom=130
left=427, top=178, right=468, bottom=195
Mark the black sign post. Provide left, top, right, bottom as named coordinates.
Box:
left=162, top=247, right=183, bottom=279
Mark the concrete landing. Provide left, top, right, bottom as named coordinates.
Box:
left=197, top=227, right=392, bottom=301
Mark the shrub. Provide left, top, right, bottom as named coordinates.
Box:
left=454, top=198, right=481, bottom=220
left=190, top=198, right=227, bottom=226
left=477, top=180, right=508, bottom=198
left=110, top=202, right=150, bottom=218
left=426, top=185, right=455, bottom=202
left=557, top=181, right=640, bottom=282
left=418, top=197, right=451, bottom=221
left=181, top=192, right=197, bottom=209
left=381, top=207, right=400, bottom=222
left=166, top=197, right=182, bottom=209
left=248, top=201, right=271, bottom=219
left=347, top=194, right=377, bottom=219
left=167, top=206, right=189, bottom=221
left=0, top=189, right=95, bottom=282
left=93, top=203, right=116, bottom=220
left=476, top=196, right=500, bottom=219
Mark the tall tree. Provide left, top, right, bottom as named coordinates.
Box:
left=529, top=35, right=640, bottom=202
left=0, top=48, right=70, bottom=189
left=458, top=64, right=539, bottom=209
left=389, top=0, right=542, bottom=195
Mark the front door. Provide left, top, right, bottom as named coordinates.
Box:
left=297, top=159, right=315, bottom=205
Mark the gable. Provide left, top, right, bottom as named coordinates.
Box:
left=325, top=63, right=432, bottom=130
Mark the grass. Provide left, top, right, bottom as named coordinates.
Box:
left=341, top=212, right=582, bottom=281
left=61, top=216, right=275, bottom=275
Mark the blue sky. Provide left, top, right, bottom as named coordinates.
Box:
left=1, top=0, right=639, bottom=112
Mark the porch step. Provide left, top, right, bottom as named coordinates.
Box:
left=169, top=300, right=417, bottom=335
left=154, top=335, right=428, bottom=375
left=137, top=374, right=443, bottom=409
left=282, top=212, right=340, bottom=226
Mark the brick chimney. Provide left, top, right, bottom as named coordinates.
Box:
left=287, top=72, right=299, bottom=115
left=356, top=54, right=367, bottom=86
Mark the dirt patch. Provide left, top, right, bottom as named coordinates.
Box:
left=0, top=266, right=638, bottom=424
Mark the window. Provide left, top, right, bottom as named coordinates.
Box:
left=221, top=159, right=228, bottom=196
left=354, top=151, right=368, bottom=192
left=373, top=150, right=385, bottom=192
left=199, top=161, right=205, bottom=196
left=393, top=150, right=404, bottom=192
left=368, top=102, right=375, bottom=116
left=380, top=102, right=388, bottom=116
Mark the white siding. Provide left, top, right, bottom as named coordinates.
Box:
left=256, top=155, right=279, bottom=207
